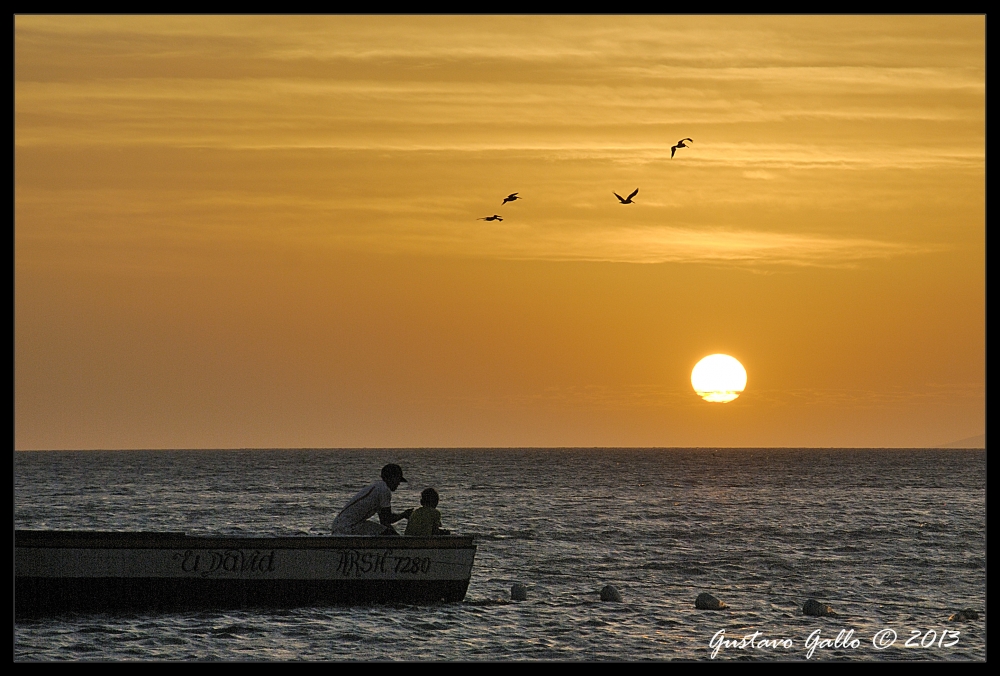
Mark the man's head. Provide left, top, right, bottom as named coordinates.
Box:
left=420, top=487, right=439, bottom=508
left=380, top=463, right=408, bottom=491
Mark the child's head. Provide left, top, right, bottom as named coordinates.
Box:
left=420, top=487, right=440, bottom=508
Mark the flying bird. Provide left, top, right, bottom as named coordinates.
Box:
left=614, top=188, right=639, bottom=204
left=479, top=214, right=503, bottom=222
left=670, top=138, right=693, bottom=159
left=501, top=193, right=521, bottom=206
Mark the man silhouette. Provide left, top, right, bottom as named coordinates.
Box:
left=331, top=463, right=413, bottom=535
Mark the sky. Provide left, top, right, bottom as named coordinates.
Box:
left=15, top=16, right=985, bottom=450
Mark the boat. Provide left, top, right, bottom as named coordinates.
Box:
left=15, top=530, right=477, bottom=617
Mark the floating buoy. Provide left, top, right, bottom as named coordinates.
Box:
left=694, top=592, right=727, bottom=610
left=802, top=599, right=836, bottom=617
left=600, top=585, right=622, bottom=602
left=510, top=583, right=528, bottom=601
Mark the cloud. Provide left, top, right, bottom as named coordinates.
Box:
left=16, top=17, right=983, bottom=158
left=748, top=383, right=985, bottom=407
left=434, top=381, right=985, bottom=411
left=370, top=221, right=941, bottom=268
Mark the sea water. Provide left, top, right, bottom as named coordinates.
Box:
left=14, top=448, right=986, bottom=661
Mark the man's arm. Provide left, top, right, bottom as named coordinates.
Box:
left=379, top=507, right=413, bottom=526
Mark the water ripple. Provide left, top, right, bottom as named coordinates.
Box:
left=15, top=448, right=985, bottom=661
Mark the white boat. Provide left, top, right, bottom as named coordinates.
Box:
left=15, top=530, right=477, bottom=616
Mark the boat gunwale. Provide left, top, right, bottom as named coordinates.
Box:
left=15, top=530, right=476, bottom=550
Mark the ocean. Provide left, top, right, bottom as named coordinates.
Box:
left=14, top=448, right=986, bottom=661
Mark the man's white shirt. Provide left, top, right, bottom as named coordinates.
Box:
left=331, top=480, right=393, bottom=534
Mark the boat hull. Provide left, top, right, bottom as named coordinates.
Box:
left=16, top=530, right=476, bottom=616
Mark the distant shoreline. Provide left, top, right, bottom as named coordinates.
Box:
left=936, top=434, right=986, bottom=449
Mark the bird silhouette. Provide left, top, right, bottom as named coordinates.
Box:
left=501, top=193, right=521, bottom=206
left=479, top=214, right=503, bottom=222
left=670, top=138, right=693, bottom=159
left=614, top=188, right=639, bottom=204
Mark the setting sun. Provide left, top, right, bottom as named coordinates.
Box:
left=691, top=354, right=747, bottom=403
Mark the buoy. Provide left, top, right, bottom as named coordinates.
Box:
left=802, top=599, right=836, bottom=617
left=694, top=592, right=727, bottom=610
left=600, top=585, right=622, bottom=602
left=510, top=583, right=528, bottom=601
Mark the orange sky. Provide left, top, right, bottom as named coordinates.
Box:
left=15, top=16, right=985, bottom=449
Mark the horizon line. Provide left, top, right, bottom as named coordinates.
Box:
left=15, top=445, right=986, bottom=452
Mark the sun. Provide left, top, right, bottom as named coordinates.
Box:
left=691, top=354, right=747, bottom=403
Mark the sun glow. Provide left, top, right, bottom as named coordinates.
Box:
left=691, top=354, right=747, bottom=403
